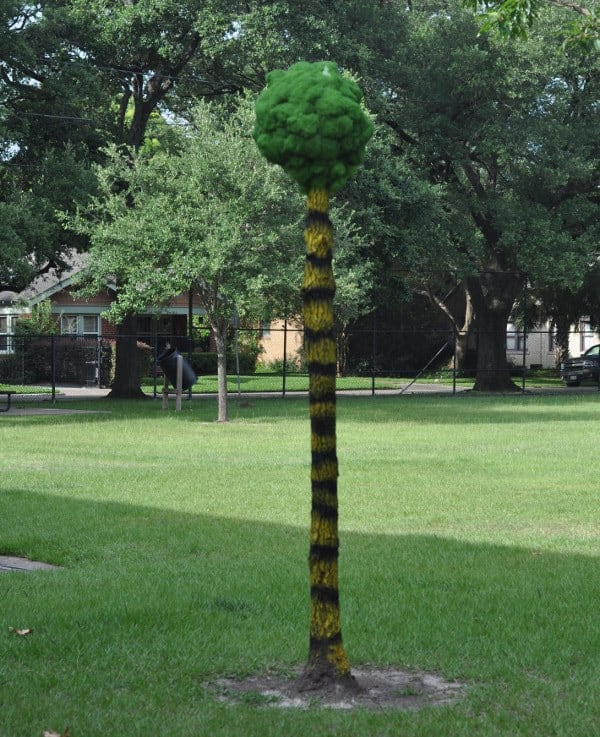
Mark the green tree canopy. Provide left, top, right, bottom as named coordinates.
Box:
left=463, top=0, right=600, bottom=47
left=382, top=2, right=600, bottom=388
left=73, top=95, right=365, bottom=419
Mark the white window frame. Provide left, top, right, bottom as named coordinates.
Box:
left=0, top=314, right=15, bottom=354
left=506, top=322, right=527, bottom=352
left=60, top=314, right=100, bottom=338
left=580, top=318, right=596, bottom=352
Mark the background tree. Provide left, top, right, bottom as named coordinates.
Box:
left=0, top=0, right=103, bottom=290
left=385, top=3, right=600, bottom=389
left=73, top=96, right=304, bottom=421
left=2, top=0, right=327, bottom=395
left=463, top=0, right=600, bottom=47
left=254, top=60, right=373, bottom=692
left=6, top=0, right=600, bottom=389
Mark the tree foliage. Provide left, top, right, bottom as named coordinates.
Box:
left=463, top=0, right=600, bottom=48
left=3, top=0, right=600, bottom=388
left=382, top=2, right=600, bottom=387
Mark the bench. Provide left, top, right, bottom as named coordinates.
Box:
left=0, top=391, right=16, bottom=413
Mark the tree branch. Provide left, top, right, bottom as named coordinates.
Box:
left=385, top=117, right=419, bottom=146
left=547, top=0, right=592, bottom=17
left=419, top=286, right=461, bottom=333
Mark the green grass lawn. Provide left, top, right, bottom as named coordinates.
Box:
left=1, top=394, right=598, bottom=736
left=143, top=373, right=406, bottom=394
left=1, top=367, right=562, bottom=397
left=143, top=368, right=564, bottom=395
left=0, top=383, right=52, bottom=394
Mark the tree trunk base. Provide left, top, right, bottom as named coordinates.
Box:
left=106, top=386, right=148, bottom=400
left=472, top=378, right=521, bottom=392
left=296, top=660, right=363, bottom=696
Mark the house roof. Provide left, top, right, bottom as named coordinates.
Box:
left=17, top=250, right=92, bottom=305
left=8, top=250, right=204, bottom=318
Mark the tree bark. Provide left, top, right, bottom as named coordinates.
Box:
left=454, top=289, right=478, bottom=374
left=213, top=323, right=229, bottom=423
left=467, top=272, right=522, bottom=392
left=297, top=189, right=357, bottom=693
left=107, top=312, right=146, bottom=399
left=336, top=322, right=350, bottom=377
left=425, top=284, right=478, bottom=373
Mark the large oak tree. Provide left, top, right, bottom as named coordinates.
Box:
left=385, top=3, right=600, bottom=389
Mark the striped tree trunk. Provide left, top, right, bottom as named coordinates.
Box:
left=299, top=188, right=356, bottom=690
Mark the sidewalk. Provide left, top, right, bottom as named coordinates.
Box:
left=49, top=383, right=468, bottom=400
left=27, top=382, right=599, bottom=401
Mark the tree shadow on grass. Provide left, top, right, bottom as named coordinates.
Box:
left=3, top=392, right=600, bottom=426
left=1, top=489, right=598, bottom=732
left=2, top=488, right=597, bottom=678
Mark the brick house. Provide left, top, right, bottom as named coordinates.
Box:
left=0, top=252, right=205, bottom=353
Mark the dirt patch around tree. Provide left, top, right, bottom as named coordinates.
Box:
left=208, top=665, right=465, bottom=711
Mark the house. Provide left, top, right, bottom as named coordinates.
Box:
left=506, top=318, right=600, bottom=370
left=0, top=252, right=207, bottom=385
left=0, top=252, right=205, bottom=349
left=258, top=318, right=304, bottom=368
left=0, top=253, right=288, bottom=384
left=2, top=252, right=599, bottom=380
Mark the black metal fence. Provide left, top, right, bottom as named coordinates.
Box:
left=2, top=323, right=596, bottom=397
left=0, top=335, right=110, bottom=387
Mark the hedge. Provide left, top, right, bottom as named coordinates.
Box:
left=188, top=351, right=258, bottom=376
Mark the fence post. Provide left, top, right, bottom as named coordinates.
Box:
left=51, top=335, right=56, bottom=404
left=282, top=319, right=288, bottom=398
left=175, top=353, right=183, bottom=411
left=453, top=328, right=457, bottom=395
left=371, top=311, right=376, bottom=396
left=188, top=289, right=194, bottom=400
left=522, top=276, right=528, bottom=393
left=150, top=320, right=158, bottom=399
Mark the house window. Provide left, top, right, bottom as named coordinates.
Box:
left=61, top=314, right=100, bottom=337
left=0, top=315, right=11, bottom=353
left=82, top=315, right=99, bottom=338
left=507, top=323, right=527, bottom=352
left=61, top=314, right=78, bottom=335
left=580, top=319, right=596, bottom=352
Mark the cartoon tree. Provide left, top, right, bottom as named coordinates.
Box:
left=254, top=61, right=373, bottom=690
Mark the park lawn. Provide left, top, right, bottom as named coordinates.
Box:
left=0, top=393, right=598, bottom=737
left=143, top=373, right=406, bottom=394
left=143, top=369, right=563, bottom=395
left=0, top=383, right=52, bottom=394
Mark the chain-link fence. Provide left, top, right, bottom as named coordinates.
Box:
left=258, top=323, right=573, bottom=394
left=2, top=323, right=597, bottom=397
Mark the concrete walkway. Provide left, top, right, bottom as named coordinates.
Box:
left=4, top=382, right=599, bottom=411
left=37, top=383, right=600, bottom=399
left=0, top=555, right=62, bottom=572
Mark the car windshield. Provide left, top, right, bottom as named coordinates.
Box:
left=583, top=345, right=600, bottom=357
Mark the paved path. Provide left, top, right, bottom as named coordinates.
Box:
left=0, top=555, right=61, bottom=572
left=35, top=384, right=600, bottom=399
left=3, top=382, right=598, bottom=413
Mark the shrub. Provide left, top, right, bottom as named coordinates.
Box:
left=256, top=357, right=305, bottom=374
left=189, top=350, right=259, bottom=376
left=0, top=352, right=25, bottom=383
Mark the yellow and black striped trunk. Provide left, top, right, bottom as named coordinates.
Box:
left=301, top=188, right=351, bottom=684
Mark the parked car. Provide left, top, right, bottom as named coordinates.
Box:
left=560, top=344, right=600, bottom=386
